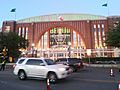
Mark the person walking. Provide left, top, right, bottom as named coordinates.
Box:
left=0, top=59, right=6, bottom=71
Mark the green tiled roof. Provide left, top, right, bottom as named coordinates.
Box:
left=17, top=13, right=107, bottom=23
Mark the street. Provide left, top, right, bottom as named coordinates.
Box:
left=0, top=66, right=120, bottom=90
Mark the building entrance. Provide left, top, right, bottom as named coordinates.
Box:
left=36, top=27, right=86, bottom=59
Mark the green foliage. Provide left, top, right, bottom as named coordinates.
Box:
left=0, top=32, right=29, bottom=58
left=105, top=21, right=120, bottom=47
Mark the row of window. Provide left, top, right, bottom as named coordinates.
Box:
left=18, top=27, right=28, bottom=39
left=93, top=24, right=105, bottom=48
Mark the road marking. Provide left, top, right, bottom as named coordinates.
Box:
left=0, top=80, right=7, bottom=84
left=73, top=78, right=116, bottom=83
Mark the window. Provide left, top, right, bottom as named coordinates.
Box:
left=57, top=53, right=64, bottom=57
left=18, top=27, right=21, bottom=36
left=5, top=26, right=10, bottom=32
left=94, top=24, right=96, bottom=28
left=18, top=59, right=25, bottom=64
left=93, top=28, right=96, bottom=32
left=26, top=59, right=44, bottom=66
left=25, top=27, right=28, bottom=39
left=98, top=24, right=100, bottom=32
left=22, top=27, right=25, bottom=37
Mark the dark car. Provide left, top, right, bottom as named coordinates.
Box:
left=55, top=58, right=84, bottom=72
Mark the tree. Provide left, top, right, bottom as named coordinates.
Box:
left=0, top=32, right=29, bottom=59
left=105, top=21, right=120, bottom=48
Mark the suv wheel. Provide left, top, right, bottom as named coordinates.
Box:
left=18, top=70, right=26, bottom=80
left=47, top=73, right=57, bottom=83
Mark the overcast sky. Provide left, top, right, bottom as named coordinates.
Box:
left=0, top=0, right=120, bottom=27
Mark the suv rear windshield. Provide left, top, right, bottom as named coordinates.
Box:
left=18, top=59, right=25, bottom=64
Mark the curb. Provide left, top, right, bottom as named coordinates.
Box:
left=83, top=63, right=119, bottom=68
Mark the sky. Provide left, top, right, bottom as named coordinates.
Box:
left=0, top=0, right=120, bottom=27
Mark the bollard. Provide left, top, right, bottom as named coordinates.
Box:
left=46, top=79, right=51, bottom=90
left=110, top=68, right=114, bottom=77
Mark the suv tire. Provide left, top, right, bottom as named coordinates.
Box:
left=18, top=70, right=26, bottom=80
left=47, top=72, right=57, bottom=83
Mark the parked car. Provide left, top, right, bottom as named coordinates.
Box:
left=13, top=57, right=72, bottom=83
left=95, top=61, right=117, bottom=64
left=55, top=58, right=84, bottom=72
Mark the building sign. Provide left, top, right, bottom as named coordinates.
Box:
left=50, top=28, right=70, bottom=47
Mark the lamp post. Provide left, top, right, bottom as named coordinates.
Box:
left=68, top=42, right=71, bottom=58
left=86, top=49, right=91, bottom=71
left=31, top=43, right=35, bottom=57
left=34, top=48, right=37, bottom=57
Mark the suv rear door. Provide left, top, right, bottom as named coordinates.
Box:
left=25, top=59, right=46, bottom=77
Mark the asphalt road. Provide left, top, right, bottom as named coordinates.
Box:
left=0, top=66, right=120, bottom=90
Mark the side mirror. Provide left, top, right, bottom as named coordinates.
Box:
left=40, top=63, right=45, bottom=66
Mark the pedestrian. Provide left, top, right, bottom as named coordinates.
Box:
left=0, top=59, right=6, bottom=71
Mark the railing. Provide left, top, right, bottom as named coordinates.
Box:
left=24, top=48, right=116, bottom=59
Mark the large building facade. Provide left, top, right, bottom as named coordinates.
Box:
left=2, top=14, right=120, bottom=59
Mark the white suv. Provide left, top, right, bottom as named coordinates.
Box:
left=13, top=57, right=71, bottom=83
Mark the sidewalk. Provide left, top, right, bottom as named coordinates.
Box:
left=83, top=63, right=119, bottom=68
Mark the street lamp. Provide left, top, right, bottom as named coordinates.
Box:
left=31, top=43, right=35, bottom=57
left=68, top=42, right=71, bottom=58
left=34, top=47, right=37, bottom=57
left=86, top=49, right=91, bottom=71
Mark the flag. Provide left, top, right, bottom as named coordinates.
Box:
left=10, top=8, right=16, bottom=12
left=102, top=3, right=107, bottom=7
left=58, top=16, right=64, bottom=21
